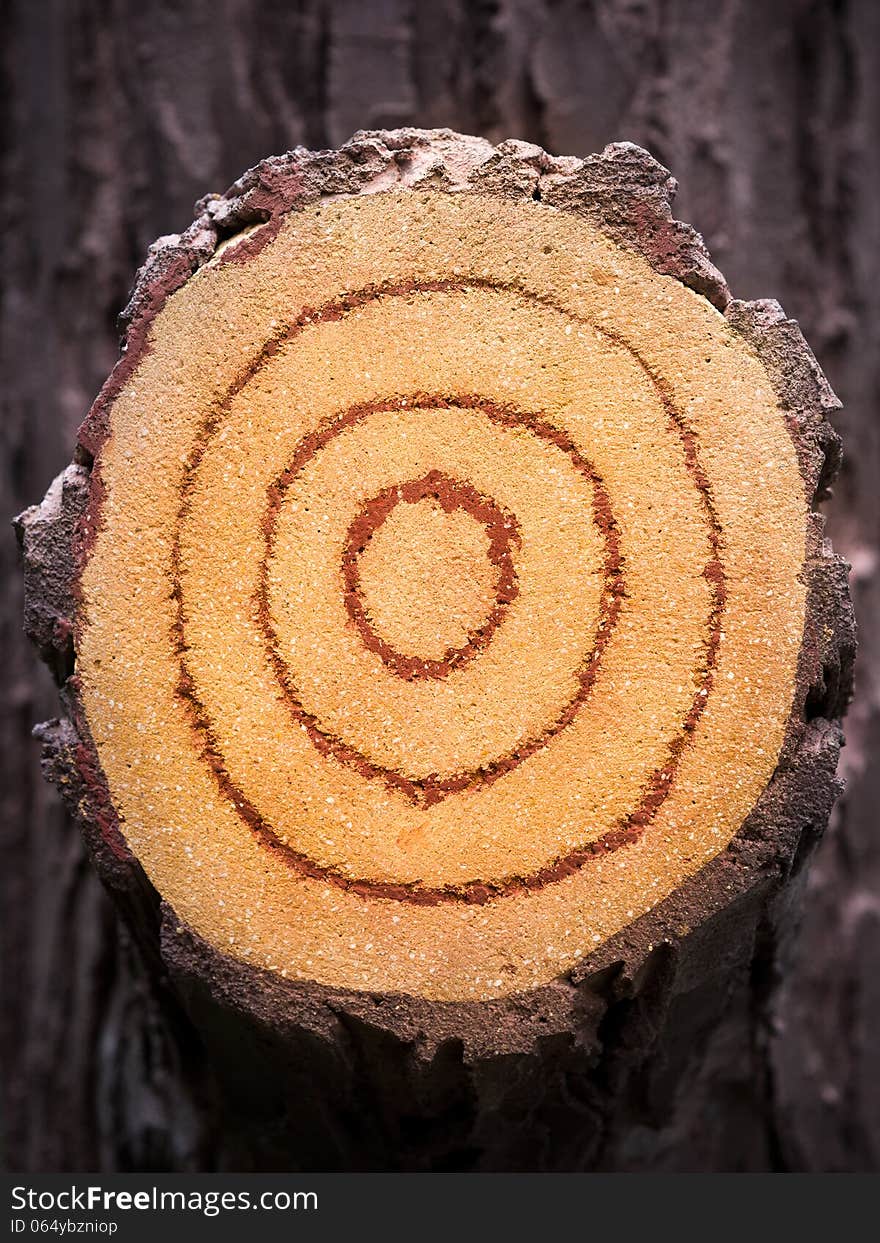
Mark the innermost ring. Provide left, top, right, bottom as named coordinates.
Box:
left=342, top=470, right=521, bottom=680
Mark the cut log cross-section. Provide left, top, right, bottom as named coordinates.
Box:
left=19, top=130, right=854, bottom=1170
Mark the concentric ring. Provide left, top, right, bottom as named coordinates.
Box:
left=170, top=280, right=722, bottom=899
left=255, top=390, right=624, bottom=810
left=341, top=469, right=521, bottom=682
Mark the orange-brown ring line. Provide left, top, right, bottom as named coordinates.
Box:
left=342, top=469, right=522, bottom=681
left=259, top=394, right=621, bottom=806
left=170, top=277, right=727, bottom=906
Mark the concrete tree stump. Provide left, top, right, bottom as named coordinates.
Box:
left=17, top=129, right=855, bottom=1171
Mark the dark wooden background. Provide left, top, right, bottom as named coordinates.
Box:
left=2, top=0, right=878, bottom=1172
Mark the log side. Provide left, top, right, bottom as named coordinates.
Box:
left=16, top=129, right=855, bottom=1171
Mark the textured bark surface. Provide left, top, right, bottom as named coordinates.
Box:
left=3, top=0, right=878, bottom=1172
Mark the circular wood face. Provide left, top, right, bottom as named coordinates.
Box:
left=77, top=190, right=808, bottom=1001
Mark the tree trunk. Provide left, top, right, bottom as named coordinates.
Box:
left=3, top=0, right=878, bottom=1172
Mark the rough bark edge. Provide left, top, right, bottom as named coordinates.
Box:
left=15, top=130, right=855, bottom=1160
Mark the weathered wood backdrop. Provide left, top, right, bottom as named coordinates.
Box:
left=2, top=0, right=877, bottom=1171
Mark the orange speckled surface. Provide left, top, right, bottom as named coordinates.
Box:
left=76, top=190, right=807, bottom=1001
